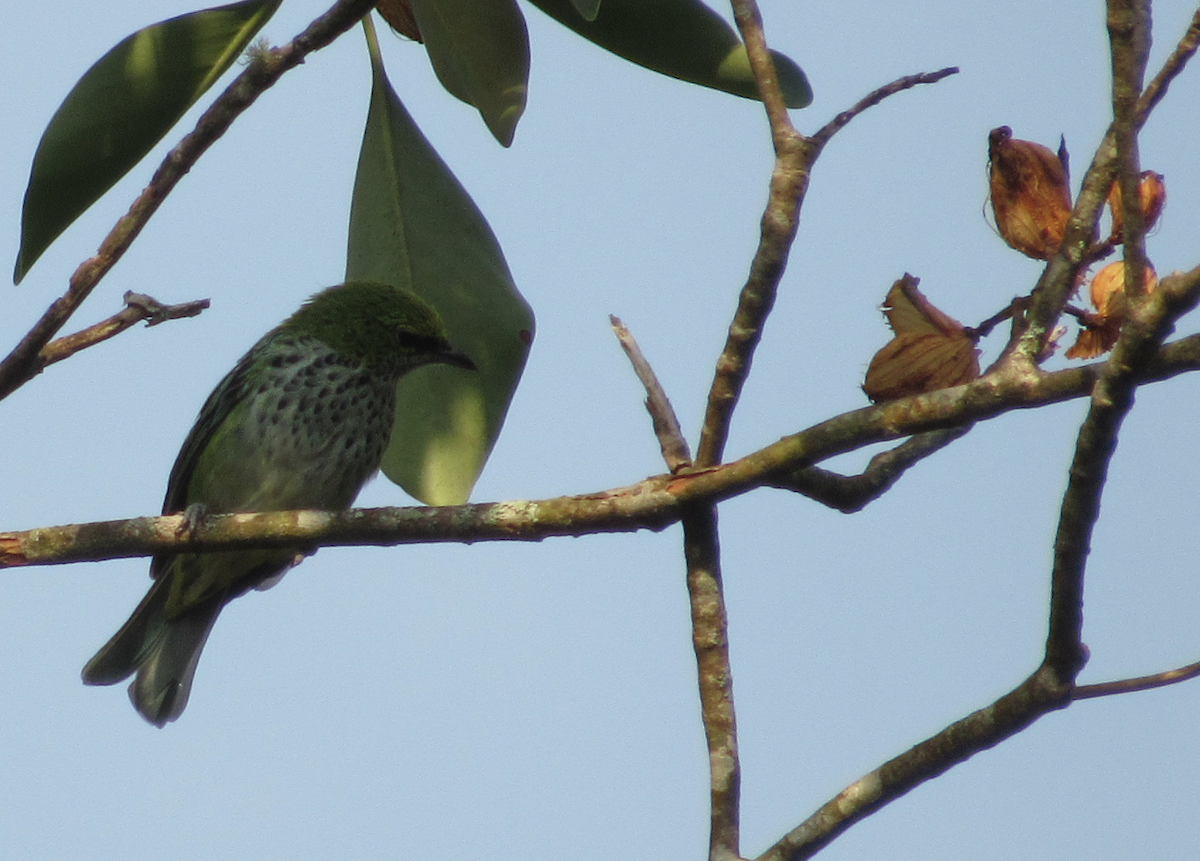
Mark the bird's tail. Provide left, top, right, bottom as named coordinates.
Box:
left=82, top=575, right=223, bottom=727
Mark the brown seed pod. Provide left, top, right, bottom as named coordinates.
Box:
left=1107, top=170, right=1166, bottom=241
left=863, top=275, right=981, bottom=403
left=987, top=126, right=1073, bottom=260
left=1065, top=261, right=1158, bottom=359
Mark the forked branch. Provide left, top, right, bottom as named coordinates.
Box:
left=0, top=0, right=377, bottom=403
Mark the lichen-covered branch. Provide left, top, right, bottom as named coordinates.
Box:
left=683, top=506, right=741, bottom=861
left=0, top=0, right=377, bottom=402
left=1045, top=266, right=1200, bottom=679
left=6, top=332, right=1200, bottom=569
left=754, top=665, right=1072, bottom=861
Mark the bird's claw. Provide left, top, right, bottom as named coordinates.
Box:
left=175, top=502, right=209, bottom=539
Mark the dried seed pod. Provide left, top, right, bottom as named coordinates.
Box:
left=863, top=275, right=981, bottom=403
left=987, top=126, right=1073, bottom=259
left=1064, top=325, right=1117, bottom=361
left=1089, top=259, right=1157, bottom=316
left=1065, top=260, right=1158, bottom=359
left=1107, top=170, right=1166, bottom=240
left=377, top=0, right=422, bottom=41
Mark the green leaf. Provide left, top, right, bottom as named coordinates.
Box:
left=348, top=24, right=535, bottom=506
left=569, top=0, right=602, bottom=21
left=14, top=0, right=282, bottom=284
left=525, top=0, right=811, bottom=108
left=409, top=0, right=530, bottom=146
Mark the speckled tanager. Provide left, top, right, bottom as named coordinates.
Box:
left=82, top=281, right=475, bottom=726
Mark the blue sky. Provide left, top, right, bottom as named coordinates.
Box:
left=2, top=1, right=1200, bottom=859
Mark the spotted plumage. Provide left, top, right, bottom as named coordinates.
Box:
left=82, top=282, right=474, bottom=726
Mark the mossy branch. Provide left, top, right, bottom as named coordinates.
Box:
left=6, top=324, right=1200, bottom=569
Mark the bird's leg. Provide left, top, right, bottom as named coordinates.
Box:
left=175, top=502, right=209, bottom=539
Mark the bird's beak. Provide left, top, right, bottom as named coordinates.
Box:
left=440, top=347, right=477, bottom=371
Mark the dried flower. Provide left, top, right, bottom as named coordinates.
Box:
left=1107, top=170, right=1166, bottom=241
left=987, top=126, right=1073, bottom=259
left=1065, top=260, right=1158, bottom=359
left=863, top=275, right=981, bottom=403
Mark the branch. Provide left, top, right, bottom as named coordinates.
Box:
left=695, top=65, right=959, bottom=469
left=683, top=506, right=741, bottom=861
left=754, top=665, right=1072, bottom=861
left=744, top=257, right=1200, bottom=861
left=1015, top=5, right=1200, bottom=363
left=1074, top=657, right=1200, bottom=700
left=766, top=427, right=971, bottom=513
left=1108, top=0, right=1152, bottom=311
left=609, top=316, right=737, bottom=860
left=747, top=279, right=1200, bottom=861
left=1044, top=265, right=1200, bottom=680
left=610, top=316, right=692, bottom=471
left=808, top=67, right=959, bottom=151
left=7, top=331, right=1200, bottom=567
left=38, top=292, right=209, bottom=368
left=729, top=0, right=792, bottom=141
left=1135, top=6, right=1200, bottom=125
left=1041, top=2, right=1171, bottom=682
left=0, top=0, right=377, bottom=403
left=697, top=0, right=803, bottom=470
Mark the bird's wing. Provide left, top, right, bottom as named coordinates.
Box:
left=160, top=331, right=286, bottom=516
left=150, top=331, right=282, bottom=581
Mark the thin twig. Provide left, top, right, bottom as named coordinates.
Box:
left=809, top=67, right=959, bottom=151
left=766, top=428, right=971, bottom=513
left=0, top=0, right=376, bottom=403
left=1074, top=657, right=1200, bottom=699
left=609, top=316, right=692, bottom=471
left=1135, top=6, right=1200, bottom=125
left=964, top=296, right=1027, bottom=342
left=756, top=667, right=1072, bottom=861
left=38, top=292, right=209, bottom=368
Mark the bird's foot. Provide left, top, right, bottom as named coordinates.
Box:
left=175, top=502, right=209, bottom=539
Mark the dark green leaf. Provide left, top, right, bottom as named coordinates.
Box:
left=14, top=0, right=282, bottom=283
left=409, top=0, right=530, bottom=146
left=569, top=0, right=602, bottom=21
left=347, top=25, right=535, bottom=505
left=525, top=0, right=811, bottom=108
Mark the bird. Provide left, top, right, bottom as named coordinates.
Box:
left=82, top=281, right=476, bottom=726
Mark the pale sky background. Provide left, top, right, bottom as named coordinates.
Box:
left=3, top=1, right=1200, bottom=859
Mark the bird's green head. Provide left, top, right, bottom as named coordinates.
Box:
left=283, top=281, right=475, bottom=372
